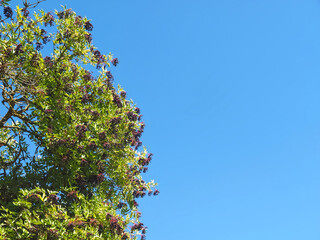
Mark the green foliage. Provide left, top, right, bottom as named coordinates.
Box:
left=0, top=1, right=157, bottom=239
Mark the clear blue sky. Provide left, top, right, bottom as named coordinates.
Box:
left=22, top=0, right=320, bottom=239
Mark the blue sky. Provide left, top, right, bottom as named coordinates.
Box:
left=19, top=0, right=320, bottom=239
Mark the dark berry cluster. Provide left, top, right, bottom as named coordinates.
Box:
left=120, top=91, right=126, bottom=98
left=111, top=58, right=119, bottom=66
left=56, top=11, right=63, bottom=19
left=57, top=9, right=73, bottom=19
left=133, top=189, right=146, bottom=198
left=75, top=15, right=82, bottom=25
left=110, top=117, right=122, bottom=126
left=93, top=50, right=101, bottom=59
left=92, top=49, right=106, bottom=69
left=109, top=216, right=123, bottom=235
left=75, top=124, right=87, bottom=132
left=85, top=33, right=92, bottom=43
left=83, top=71, right=92, bottom=81
left=85, top=21, right=93, bottom=31
left=131, top=129, right=143, bottom=150
left=67, top=220, right=85, bottom=230
left=106, top=71, right=114, bottom=82
left=81, top=93, right=90, bottom=104
left=40, top=29, right=50, bottom=44
left=91, top=110, right=100, bottom=120
left=22, top=7, right=29, bottom=17
left=44, top=56, right=53, bottom=68
left=133, top=200, right=139, bottom=207
left=36, top=42, right=42, bottom=51
left=44, top=12, right=54, bottom=27
left=117, top=202, right=126, bottom=209
left=131, top=222, right=144, bottom=232
left=132, top=130, right=142, bottom=142
left=3, top=6, right=12, bottom=18
left=135, top=107, right=141, bottom=114
left=63, top=29, right=71, bottom=38
left=126, top=111, right=138, bottom=122
left=88, top=218, right=99, bottom=227
left=75, top=124, right=87, bottom=140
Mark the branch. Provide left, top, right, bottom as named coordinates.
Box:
left=0, top=107, right=13, bottom=128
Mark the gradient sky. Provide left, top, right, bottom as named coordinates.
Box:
left=13, top=0, right=320, bottom=239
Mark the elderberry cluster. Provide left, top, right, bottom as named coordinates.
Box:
left=126, top=111, right=138, bottom=121
left=40, top=29, right=50, bottom=44
left=113, top=93, right=123, bottom=108
left=75, top=124, right=88, bottom=140
left=3, top=6, right=12, bottom=18
left=111, top=57, right=119, bottom=66
left=81, top=93, right=90, bottom=104
left=44, top=56, right=53, bottom=68
left=66, top=220, right=85, bottom=230
left=22, top=7, right=29, bottom=17
left=85, top=32, right=92, bottom=43
left=106, top=71, right=114, bottom=82
left=57, top=9, right=73, bottom=19
left=85, top=21, right=93, bottom=31
left=109, top=217, right=123, bottom=235
left=44, top=12, right=54, bottom=27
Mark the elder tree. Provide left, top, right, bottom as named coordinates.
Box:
left=0, top=0, right=158, bottom=239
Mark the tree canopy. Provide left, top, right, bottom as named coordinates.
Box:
left=0, top=0, right=158, bottom=239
